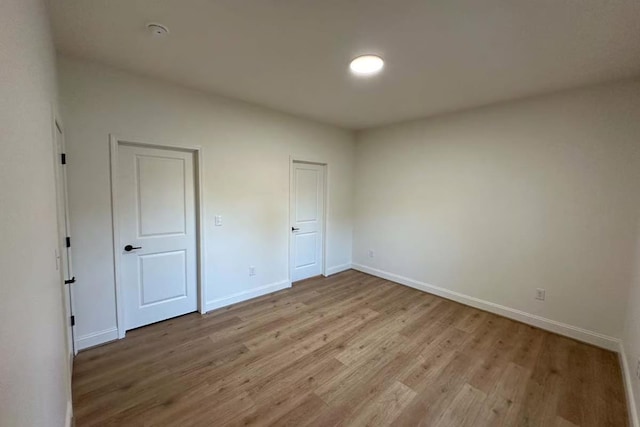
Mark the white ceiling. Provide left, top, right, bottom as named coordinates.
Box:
left=50, top=0, right=640, bottom=130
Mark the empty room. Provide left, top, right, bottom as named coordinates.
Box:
left=3, top=0, right=640, bottom=426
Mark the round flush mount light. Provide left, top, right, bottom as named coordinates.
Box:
left=147, top=23, right=169, bottom=37
left=349, top=54, right=384, bottom=76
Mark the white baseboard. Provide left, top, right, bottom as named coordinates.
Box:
left=619, top=342, right=640, bottom=427
left=351, top=263, right=620, bottom=351
left=325, top=263, right=352, bottom=276
left=205, top=280, right=291, bottom=313
left=65, top=399, right=73, bottom=427
left=76, top=327, right=119, bottom=351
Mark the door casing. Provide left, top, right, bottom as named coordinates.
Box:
left=289, top=156, right=329, bottom=282
left=52, top=117, right=76, bottom=360
left=109, top=135, right=206, bottom=339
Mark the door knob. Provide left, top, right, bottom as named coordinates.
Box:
left=291, top=227, right=300, bottom=232
left=124, top=244, right=142, bottom=252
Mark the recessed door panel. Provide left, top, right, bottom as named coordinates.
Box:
left=137, top=155, right=186, bottom=237
left=295, top=168, right=318, bottom=222
left=139, top=250, right=187, bottom=306
left=294, top=232, right=318, bottom=268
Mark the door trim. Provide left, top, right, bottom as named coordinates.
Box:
left=288, top=156, right=329, bottom=282
left=51, top=114, right=76, bottom=364
left=109, top=135, right=206, bottom=339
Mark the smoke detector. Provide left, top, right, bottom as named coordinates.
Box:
left=146, top=23, right=169, bottom=37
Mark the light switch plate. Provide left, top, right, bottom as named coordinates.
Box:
left=214, top=215, right=222, bottom=226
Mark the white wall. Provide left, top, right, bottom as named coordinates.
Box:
left=58, top=57, right=355, bottom=349
left=353, top=80, right=640, bottom=346
left=622, top=219, right=640, bottom=426
left=0, top=1, right=71, bottom=426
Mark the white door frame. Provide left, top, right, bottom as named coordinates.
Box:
left=110, top=135, right=206, bottom=339
left=51, top=115, right=76, bottom=360
left=51, top=113, right=75, bottom=427
left=288, top=155, right=329, bottom=282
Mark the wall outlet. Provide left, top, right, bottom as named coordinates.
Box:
left=368, top=249, right=375, bottom=258
left=636, top=358, right=640, bottom=380
left=249, top=266, right=256, bottom=276
left=535, top=288, right=545, bottom=301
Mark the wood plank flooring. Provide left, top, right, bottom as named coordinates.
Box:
left=72, top=270, right=628, bottom=426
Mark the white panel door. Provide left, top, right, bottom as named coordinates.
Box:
left=117, top=144, right=197, bottom=330
left=290, top=162, right=325, bottom=282
left=53, top=121, right=75, bottom=357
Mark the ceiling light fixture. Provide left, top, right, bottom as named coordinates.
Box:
left=349, top=54, right=384, bottom=76
left=147, top=23, right=169, bottom=37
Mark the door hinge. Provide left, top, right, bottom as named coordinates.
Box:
left=66, top=237, right=71, bottom=248
left=61, top=153, right=67, bottom=165
left=70, top=315, right=75, bottom=327
left=64, top=276, right=76, bottom=285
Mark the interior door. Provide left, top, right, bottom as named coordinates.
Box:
left=117, top=144, right=197, bottom=331
left=53, top=120, right=76, bottom=358
left=290, top=162, right=325, bottom=282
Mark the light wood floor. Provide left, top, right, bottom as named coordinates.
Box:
left=73, top=270, right=628, bottom=426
